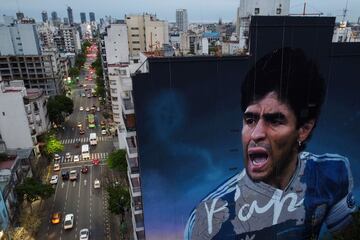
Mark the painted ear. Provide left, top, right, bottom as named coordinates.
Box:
left=298, top=119, right=315, bottom=143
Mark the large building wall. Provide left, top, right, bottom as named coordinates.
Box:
left=0, top=92, right=33, bottom=149
left=105, top=24, right=129, bottom=64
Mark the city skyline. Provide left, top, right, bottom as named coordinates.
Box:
left=1, top=0, right=359, bottom=23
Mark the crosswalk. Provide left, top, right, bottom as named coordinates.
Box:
left=61, top=136, right=113, bottom=145
left=56, top=152, right=109, bottom=163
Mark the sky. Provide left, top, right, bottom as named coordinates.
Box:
left=1, top=0, right=359, bottom=23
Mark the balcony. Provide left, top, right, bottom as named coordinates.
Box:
left=122, top=98, right=134, bottom=111
left=126, top=136, right=138, bottom=158
left=128, top=173, right=141, bottom=197
left=132, top=212, right=145, bottom=232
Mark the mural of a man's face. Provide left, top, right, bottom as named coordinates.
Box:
left=241, top=92, right=300, bottom=186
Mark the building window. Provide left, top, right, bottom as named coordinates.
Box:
left=131, top=27, right=139, bottom=30
left=133, top=48, right=140, bottom=51
left=131, top=34, right=139, bottom=37
left=254, top=8, right=260, bottom=15
left=276, top=8, right=281, bottom=14
left=119, top=69, right=126, bottom=75
left=112, top=97, right=118, bottom=101
left=2, top=112, right=5, bottom=116
left=132, top=41, right=140, bottom=44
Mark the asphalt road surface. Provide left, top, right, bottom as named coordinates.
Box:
left=38, top=46, right=121, bottom=239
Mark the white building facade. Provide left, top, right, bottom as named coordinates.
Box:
left=176, top=9, right=188, bottom=32
left=236, top=0, right=290, bottom=51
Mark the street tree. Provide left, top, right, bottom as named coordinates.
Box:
left=15, top=178, right=55, bottom=212
left=47, top=95, right=74, bottom=125
left=107, top=185, right=130, bottom=220
left=45, top=134, right=64, bottom=157
left=107, top=149, right=127, bottom=173
left=68, top=67, right=80, bottom=79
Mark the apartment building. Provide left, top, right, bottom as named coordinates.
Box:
left=125, top=14, right=169, bottom=58
left=0, top=22, right=41, bottom=56
left=0, top=79, right=50, bottom=155
left=0, top=147, right=34, bottom=229
left=60, top=25, right=81, bottom=54
left=176, top=9, right=188, bottom=32
left=0, top=54, right=65, bottom=96
left=236, top=0, right=290, bottom=50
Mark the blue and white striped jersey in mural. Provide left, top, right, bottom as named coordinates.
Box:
left=184, top=152, right=356, bottom=240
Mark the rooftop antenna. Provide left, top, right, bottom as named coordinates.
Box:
left=342, top=0, right=349, bottom=22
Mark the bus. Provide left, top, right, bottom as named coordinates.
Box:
left=88, top=114, right=95, bottom=128
left=89, top=133, right=97, bottom=146
left=81, top=144, right=90, bottom=160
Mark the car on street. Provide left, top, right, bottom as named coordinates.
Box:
left=98, top=97, right=102, bottom=101
left=77, top=122, right=82, bottom=128
left=75, top=140, right=81, bottom=148
left=65, top=152, right=71, bottom=160
left=80, top=228, right=89, bottom=240
left=54, top=154, right=61, bottom=161
left=73, top=155, right=80, bottom=162
left=51, top=212, right=62, bottom=224
left=53, top=163, right=60, bottom=171
left=50, top=175, right=58, bottom=184
left=85, top=107, right=90, bottom=112
left=100, top=120, right=106, bottom=127
left=94, top=179, right=100, bottom=189
left=79, top=106, right=84, bottom=111
left=87, top=94, right=91, bottom=98
left=81, top=166, right=88, bottom=174
left=101, top=129, right=107, bottom=135
left=64, top=213, right=74, bottom=230
left=96, top=106, right=100, bottom=112
left=62, top=171, right=69, bottom=180
left=92, top=158, right=100, bottom=165
left=81, top=92, right=86, bottom=97
left=69, top=170, right=77, bottom=181
left=79, top=128, right=85, bottom=135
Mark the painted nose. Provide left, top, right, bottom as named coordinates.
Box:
left=251, top=120, right=266, bottom=142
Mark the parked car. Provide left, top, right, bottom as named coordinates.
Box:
left=53, top=163, right=60, bottom=171
left=51, top=212, right=62, bottom=224
left=50, top=175, right=58, bottom=184
left=63, top=214, right=74, bottom=230
left=94, top=179, right=100, bottom=189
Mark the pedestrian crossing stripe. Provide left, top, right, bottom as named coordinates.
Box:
left=57, top=152, right=109, bottom=163
left=60, top=136, right=113, bottom=144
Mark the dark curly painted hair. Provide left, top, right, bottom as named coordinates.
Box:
left=241, top=48, right=326, bottom=150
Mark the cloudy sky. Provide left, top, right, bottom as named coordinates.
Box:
left=1, top=0, right=359, bottom=23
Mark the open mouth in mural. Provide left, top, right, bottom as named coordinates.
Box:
left=248, top=148, right=269, bottom=171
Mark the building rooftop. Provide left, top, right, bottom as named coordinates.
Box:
left=25, top=88, right=44, bottom=100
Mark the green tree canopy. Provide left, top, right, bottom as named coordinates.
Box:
left=107, top=185, right=130, bottom=216
left=107, top=149, right=127, bottom=173
left=47, top=95, right=74, bottom=125
left=68, top=67, right=80, bottom=79
left=15, top=178, right=55, bottom=204
left=45, top=134, right=64, bottom=156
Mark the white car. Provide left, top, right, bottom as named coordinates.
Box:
left=94, top=179, right=100, bottom=189
left=101, top=129, right=107, bottom=135
left=50, top=175, right=58, bottom=184
left=73, top=155, right=80, bottom=162
left=54, top=154, right=61, bottom=161
left=85, top=107, right=90, bottom=112
left=81, top=92, right=86, bottom=97
left=79, top=106, right=84, bottom=111
left=70, top=170, right=78, bottom=181
left=53, top=163, right=60, bottom=171
left=65, top=152, right=71, bottom=160
left=96, top=107, right=100, bottom=112
left=79, top=228, right=89, bottom=240
left=64, top=213, right=74, bottom=230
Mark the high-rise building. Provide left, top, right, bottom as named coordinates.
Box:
left=16, top=11, right=25, bottom=21
left=80, top=12, right=86, bottom=23
left=51, top=11, right=58, bottom=22
left=41, top=11, right=48, bottom=22
left=125, top=14, right=169, bottom=57
left=67, top=6, right=74, bottom=25
left=236, top=0, right=290, bottom=50
left=176, top=9, right=188, bottom=32
left=0, top=23, right=41, bottom=55
left=89, top=12, right=95, bottom=22
left=64, top=17, right=69, bottom=25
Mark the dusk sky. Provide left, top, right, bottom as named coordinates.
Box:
left=1, top=0, right=359, bottom=23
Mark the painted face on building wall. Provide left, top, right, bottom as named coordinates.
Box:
left=241, top=92, right=300, bottom=187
